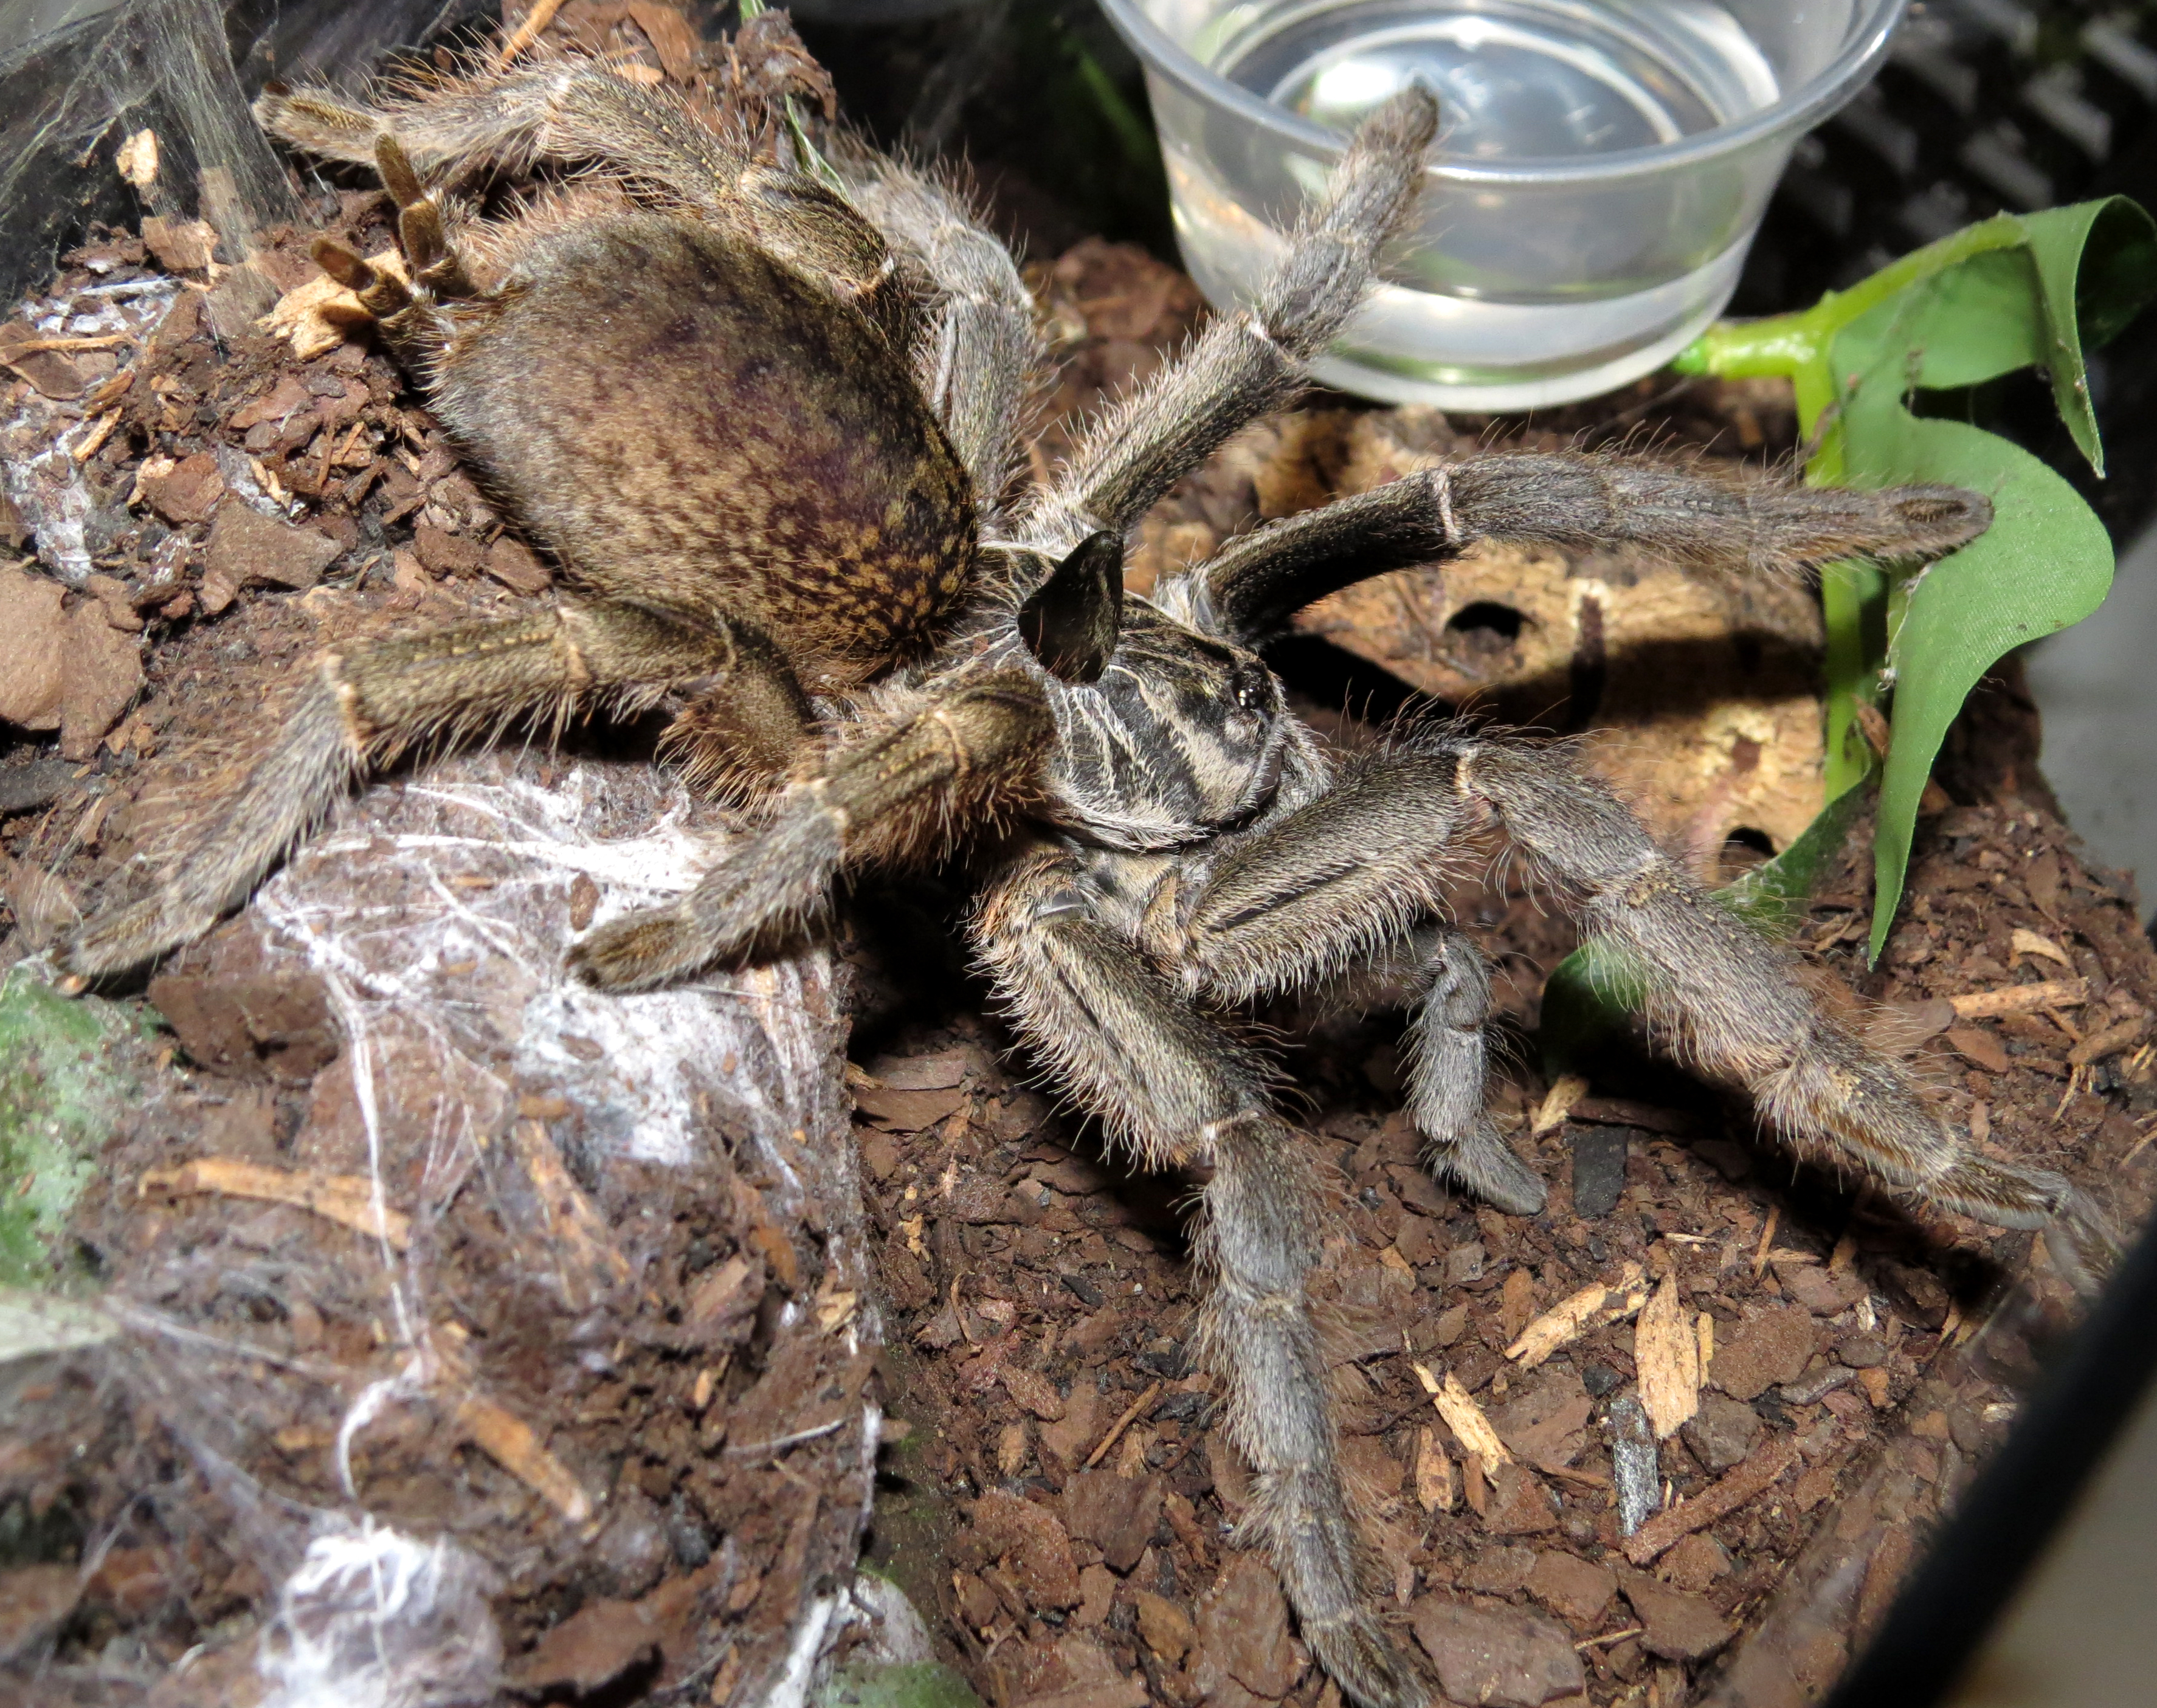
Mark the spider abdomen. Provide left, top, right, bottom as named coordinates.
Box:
left=427, top=210, right=976, bottom=683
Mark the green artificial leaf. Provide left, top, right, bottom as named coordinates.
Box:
left=1826, top=210, right=2144, bottom=957
left=2018, top=199, right=2157, bottom=473
left=1542, top=199, right=2152, bottom=1059
left=1538, top=938, right=1652, bottom=1079
left=1718, top=782, right=1877, bottom=935
left=1849, top=246, right=2047, bottom=390
left=1665, top=196, right=2155, bottom=982
left=1843, top=413, right=2112, bottom=957
left=1819, top=558, right=1889, bottom=801
left=0, top=969, right=153, bottom=1288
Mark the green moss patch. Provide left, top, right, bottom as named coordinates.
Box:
left=0, top=969, right=148, bottom=1287
left=818, top=1660, right=983, bottom=1708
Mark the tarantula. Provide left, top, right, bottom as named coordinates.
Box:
left=63, top=44, right=2108, bottom=1708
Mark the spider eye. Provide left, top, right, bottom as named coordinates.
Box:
left=1230, top=663, right=1272, bottom=712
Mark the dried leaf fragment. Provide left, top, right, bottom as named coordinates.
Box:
left=1001, top=1365, right=1066, bottom=1421
left=1505, top=1261, right=1648, bottom=1368
left=1945, top=1027, right=2012, bottom=1073
left=0, top=565, right=139, bottom=759
left=140, top=216, right=217, bottom=274
left=1414, top=1427, right=1454, bottom=1512
left=1635, top=1274, right=1701, bottom=1439
left=486, top=535, right=552, bottom=596
left=1499, top=1267, right=1538, bottom=1341
left=2010, top=928, right=2074, bottom=969
left=512, top=1119, right=631, bottom=1305
left=813, top=1275, right=858, bottom=1334
left=626, top=1, right=701, bottom=79
left=688, top=1256, right=754, bottom=1326
left=746, top=1221, right=800, bottom=1290
left=0, top=562, right=67, bottom=729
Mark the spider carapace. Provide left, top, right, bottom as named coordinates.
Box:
left=64, top=44, right=2110, bottom=1708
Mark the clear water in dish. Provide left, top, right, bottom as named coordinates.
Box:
left=1163, top=0, right=1789, bottom=404
left=1221, top=0, right=1779, bottom=161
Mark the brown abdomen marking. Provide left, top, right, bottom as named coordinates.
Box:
left=427, top=212, right=976, bottom=677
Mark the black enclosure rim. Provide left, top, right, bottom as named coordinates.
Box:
left=1826, top=1212, right=2157, bottom=1708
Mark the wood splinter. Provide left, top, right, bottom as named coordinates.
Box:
left=1622, top=1436, right=1801, bottom=1565
left=1950, top=978, right=2088, bottom=1020
left=511, top=1118, right=631, bottom=1305
left=1635, top=1273, right=1702, bottom=1441
left=1083, top=1380, right=1163, bottom=1470
left=1410, top=1362, right=1511, bottom=1467
left=456, top=1393, right=593, bottom=1524
left=140, top=1157, right=411, bottom=1249
left=1505, top=1261, right=1648, bottom=1368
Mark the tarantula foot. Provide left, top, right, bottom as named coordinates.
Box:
left=568, top=906, right=721, bottom=992
left=60, top=897, right=210, bottom=987
left=309, top=236, right=413, bottom=319
left=1913, top=1154, right=2116, bottom=1293
left=1429, top=1118, right=1547, bottom=1217
left=1306, top=1614, right=1436, bottom=1708
left=309, top=237, right=373, bottom=291
left=2044, top=1181, right=2119, bottom=1293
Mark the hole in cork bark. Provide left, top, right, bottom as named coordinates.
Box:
left=1720, top=825, right=1778, bottom=883
left=1446, top=601, right=1527, bottom=651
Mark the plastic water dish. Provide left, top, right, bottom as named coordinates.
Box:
left=1098, top=0, right=1913, bottom=408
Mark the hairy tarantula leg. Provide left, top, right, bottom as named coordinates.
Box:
left=257, top=61, right=744, bottom=188
left=732, top=164, right=928, bottom=356
left=569, top=671, right=1054, bottom=991
left=839, top=158, right=1037, bottom=504
left=303, top=137, right=483, bottom=368
left=1020, top=88, right=1438, bottom=548
left=658, top=622, right=819, bottom=801
left=1154, top=730, right=2109, bottom=1265
left=373, top=136, right=480, bottom=301
left=1163, top=747, right=1474, bottom=1008
left=1162, top=452, right=1994, bottom=647
left=1404, top=932, right=1548, bottom=1214
left=63, top=601, right=802, bottom=982
left=260, top=64, right=922, bottom=352
left=1445, top=732, right=2118, bottom=1280
left=1149, top=750, right=1541, bottom=1213
left=975, top=852, right=1431, bottom=1708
